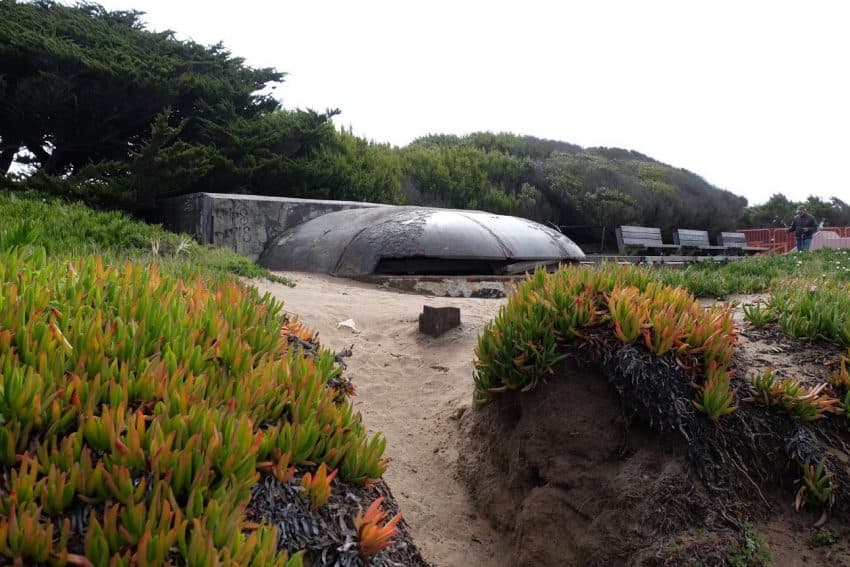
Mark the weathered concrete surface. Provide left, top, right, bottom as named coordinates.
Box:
left=157, top=193, right=388, bottom=260
left=359, top=275, right=515, bottom=298
left=260, top=206, right=586, bottom=275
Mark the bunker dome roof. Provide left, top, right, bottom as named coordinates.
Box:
left=259, top=206, right=585, bottom=276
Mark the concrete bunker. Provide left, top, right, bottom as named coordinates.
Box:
left=259, top=206, right=585, bottom=276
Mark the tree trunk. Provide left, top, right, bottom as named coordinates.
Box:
left=24, top=140, right=51, bottom=171
left=42, top=150, right=65, bottom=175
left=0, top=147, right=17, bottom=175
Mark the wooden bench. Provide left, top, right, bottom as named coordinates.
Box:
left=719, top=232, right=769, bottom=255
left=672, top=229, right=725, bottom=256
left=616, top=226, right=680, bottom=256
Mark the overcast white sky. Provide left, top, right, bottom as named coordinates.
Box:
left=88, top=0, right=849, bottom=205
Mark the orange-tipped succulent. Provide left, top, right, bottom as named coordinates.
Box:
left=300, top=463, right=337, bottom=510
left=257, top=450, right=296, bottom=484
left=280, top=318, right=319, bottom=343
left=829, top=353, right=850, bottom=389
left=354, top=497, right=403, bottom=561
left=0, top=246, right=385, bottom=565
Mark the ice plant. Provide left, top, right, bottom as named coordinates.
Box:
left=0, top=505, right=60, bottom=564
left=300, top=463, right=338, bottom=509
left=829, top=352, right=850, bottom=389
left=749, top=369, right=777, bottom=407
left=355, top=497, right=403, bottom=561
left=693, top=361, right=737, bottom=421
left=257, top=449, right=296, bottom=484
left=746, top=373, right=841, bottom=421
left=770, top=283, right=850, bottom=346
left=280, top=318, right=319, bottom=343
left=474, top=265, right=740, bottom=423
left=608, top=286, right=648, bottom=344
left=742, top=302, right=775, bottom=328
left=0, top=247, right=383, bottom=565
left=643, top=305, right=686, bottom=356
left=795, top=459, right=836, bottom=511
left=473, top=274, right=564, bottom=402
left=342, top=434, right=388, bottom=483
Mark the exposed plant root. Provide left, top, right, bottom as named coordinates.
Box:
left=593, top=339, right=850, bottom=520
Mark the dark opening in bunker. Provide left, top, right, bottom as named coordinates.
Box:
left=374, top=257, right=570, bottom=276
left=375, top=257, right=506, bottom=275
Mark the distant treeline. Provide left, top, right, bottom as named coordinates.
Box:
left=741, top=194, right=850, bottom=229
left=2, top=1, right=847, bottom=248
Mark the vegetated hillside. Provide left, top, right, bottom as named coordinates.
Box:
left=401, top=132, right=748, bottom=248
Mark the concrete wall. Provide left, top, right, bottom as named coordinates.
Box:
left=157, top=193, right=387, bottom=260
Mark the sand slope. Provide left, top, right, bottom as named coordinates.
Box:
left=253, top=273, right=510, bottom=567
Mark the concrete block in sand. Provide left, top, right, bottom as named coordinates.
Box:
left=419, top=305, right=461, bottom=337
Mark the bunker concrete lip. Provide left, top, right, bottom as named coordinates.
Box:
left=259, top=206, right=586, bottom=276
left=354, top=274, right=523, bottom=298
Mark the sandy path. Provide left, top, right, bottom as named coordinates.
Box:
left=253, top=273, right=510, bottom=567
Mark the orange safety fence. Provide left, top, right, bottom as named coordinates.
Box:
left=737, top=227, right=850, bottom=253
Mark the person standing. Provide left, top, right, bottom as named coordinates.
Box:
left=787, top=206, right=818, bottom=251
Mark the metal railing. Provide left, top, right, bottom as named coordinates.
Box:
left=737, top=227, right=850, bottom=253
